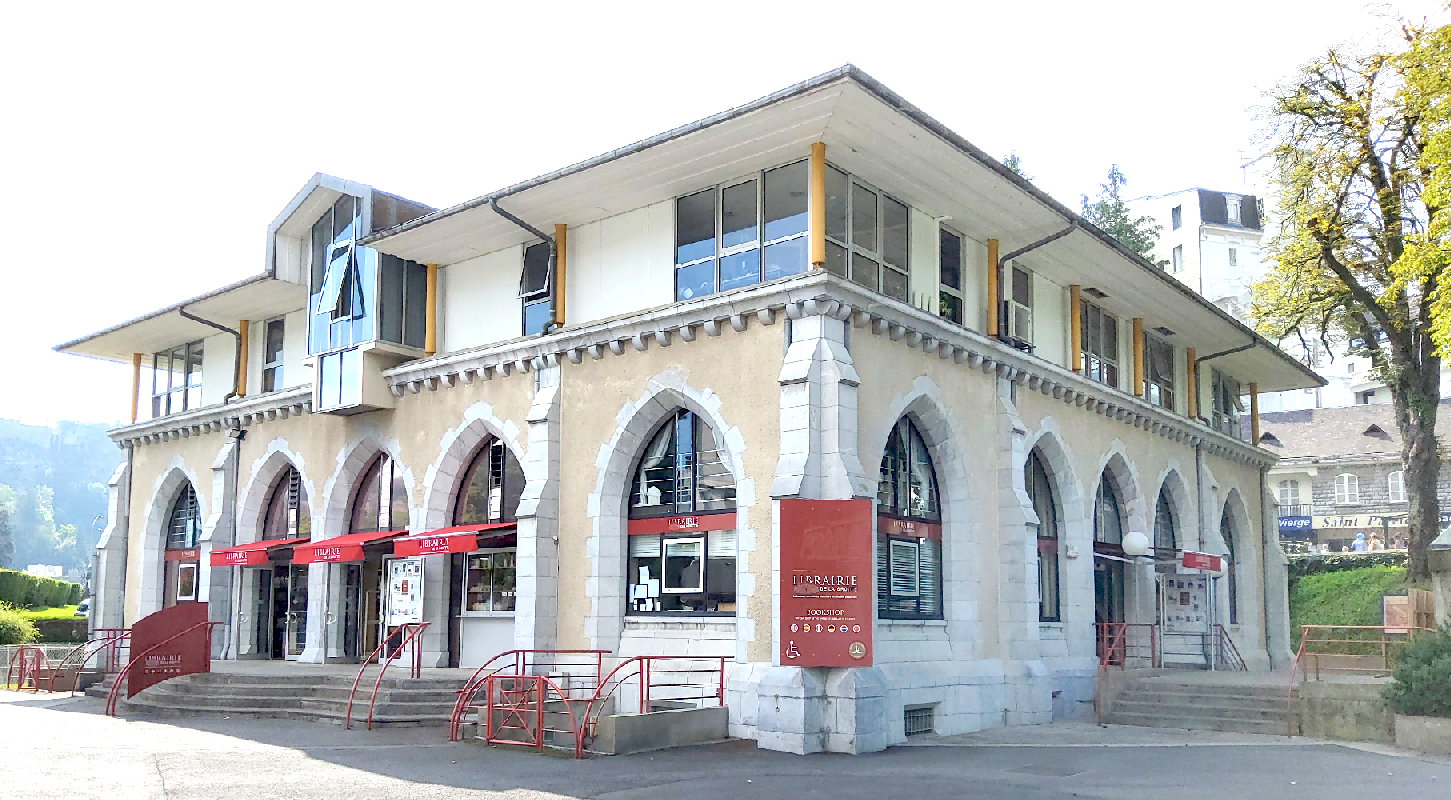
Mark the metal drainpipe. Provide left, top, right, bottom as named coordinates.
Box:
left=1190, top=339, right=1257, bottom=424
left=489, top=198, right=559, bottom=334
left=178, top=307, right=243, bottom=402
left=223, top=424, right=246, bottom=659
left=1259, top=463, right=1276, bottom=668
left=995, top=223, right=1079, bottom=341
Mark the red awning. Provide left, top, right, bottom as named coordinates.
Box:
left=209, top=537, right=310, bottom=567
left=392, top=523, right=517, bottom=557
left=293, top=530, right=407, bottom=564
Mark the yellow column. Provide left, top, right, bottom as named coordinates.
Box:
left=809, top=142, right=826, bottom=269
left=1249, top=383, right=1261, bottom=443
left=424, top=263, right=439, bottom=355
left=553, top=224, right=568, bottom=327
left=1186, top=348, right=1198, bottom=419
left=237, top=320, right=250, bottom=397
left=130, top=353, right=142, bottom=423
left=1069, top=284, right=1082, bottom=372
left=986, top=239, right=1000, bottom=337
left=1132, top=317, right=1145, bottom=397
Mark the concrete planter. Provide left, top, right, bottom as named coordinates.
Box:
left=1395, top=714, right=1451, bottom=756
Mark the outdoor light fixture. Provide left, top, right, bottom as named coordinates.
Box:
left=1121, top=530, right=1150, bottom=557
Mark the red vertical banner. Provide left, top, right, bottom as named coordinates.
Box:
left=779, top=498, right=873, bottom=667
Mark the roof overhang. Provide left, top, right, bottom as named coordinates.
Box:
left=54, top=274, right=308, bottom=364
left=363, top=65, right=1322, bottom=393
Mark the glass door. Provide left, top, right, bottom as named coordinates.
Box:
left=285, top=564, right=308, bottom=660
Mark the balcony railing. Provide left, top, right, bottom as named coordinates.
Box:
left=1278, top=504, right=1312, bottom=517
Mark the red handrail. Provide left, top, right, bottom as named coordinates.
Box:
left=362, top=622, right=430, bottom=730
left=92, top=628, right=130, bottom=674
left=105, top=622, right=221, bottom=715
left=481, top=673, right=584, bottom=757
left=579, top=655, right=727, bottom=752
left=5, top=646, right=49, bottom=691
left=449, top=649, right=607, bottom=741
left=343, top=622, right=429, bottom=731
left=42, top=630, right=132, bottom=694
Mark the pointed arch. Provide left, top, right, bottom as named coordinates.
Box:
left=1023, top=426, right=1082, bottom=624
left=318, top=434, right=415, bottom=539
left=237, top=440, right=316, bottom=546
left=1219, top=488, right=1254, bottom=626
left=421, top=402, right=528, bottom=530
left=137, top=462, right=205, bottom=617
left=1151, top=468, right=1193, bottom=557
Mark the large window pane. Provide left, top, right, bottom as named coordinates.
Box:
left=763, top=162, right=807, bottom=242
left=719, top=249, right=761, bottom=292
left=825, top=166, right=849, bottom=242
left=883, top=196, right=908, bottom=268
left=403, top=261, right=427, bottom=348
left=379, top=254, right=403, bottom=343
left=824, top=241, right=847, bottom=278
left=850, top=253, right=879, bottom=292
left=764, top=238, right=807, bottom=282
left=676, top=260, right=715, bottom=301
left=523, top=298, right=551, bottom=336
left=852, top=184, right=877, bottom=251
left=882, top=266, right=908, bottom=302
left=521, top=242, right=551, bottom=298
left=939, top=230, right=961, bottom=290
left=721, top=180, right=758, bottom=251
left=675, top=190, right=716, bottom=266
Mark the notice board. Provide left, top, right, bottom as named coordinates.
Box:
left=779, top=498, right=873, bottom=668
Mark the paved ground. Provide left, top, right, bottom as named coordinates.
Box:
left=5, top=690, right=1449, bottom=799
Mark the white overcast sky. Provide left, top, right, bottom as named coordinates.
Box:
left=1, top=0, right=1442, bottom=427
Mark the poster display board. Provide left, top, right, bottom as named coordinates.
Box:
left=1161, top=571, right=1209, bottom=635
left=386, top=558, right=424, bottom=626
left=779, top=498, right=873, bottom=668
left=127, top=602, right=210, bottom=698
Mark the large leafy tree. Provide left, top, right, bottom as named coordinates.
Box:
left=1080, top=165, right=1164, bottom=263
left=1253, top=20, right=1449, bottom=581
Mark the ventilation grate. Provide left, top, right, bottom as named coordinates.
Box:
left=904, top=705, right=935, bottom=737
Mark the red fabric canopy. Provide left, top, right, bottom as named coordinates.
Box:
left=392, top=523, right=517, bottom=557
left=209, top=537, right=310, bottom=567
left=293, top=530, right=406, bottom=564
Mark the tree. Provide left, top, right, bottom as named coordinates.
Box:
left=0, top=509, right=13, bottom=570
left=1080, top=165, right=1165, bottom=263
left=1002, top=152, right=1033, bottom=180
left=1253, top=22, right=1447, bottom=581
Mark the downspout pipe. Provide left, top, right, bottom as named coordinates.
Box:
left=1191, top=339, right=1256, bottom=424
left=178, top=306, right=242, bottom=402
left=489, top=198, right=558, bottom=334
left=995, top=222, right=1078, bottom=340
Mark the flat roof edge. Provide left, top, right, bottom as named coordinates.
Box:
left=54, top=273, right=275, bottom=354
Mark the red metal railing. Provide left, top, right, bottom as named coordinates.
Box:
left=91, top=628, right=131, bottom=674
left=105, top=622, right=221, bottom=715
left=481, top=674, right=583, bottom=757
left=5, top=646, right=49, bottom=691
left=579, top=656, right=726, bottom=753
left=1096, top=622, right=1159, bottom=669
left=39, top=629, right=132, bottom=694
left=343, top=622, right=429, bottom=730
left=448, top=650, right=607, bottom=741
left=1288, top=624, right=1435, bottom=689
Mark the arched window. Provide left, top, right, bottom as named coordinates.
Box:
left=627, top=410, right=736, bottom=614
left=1026, top=450, right=1059, bottom=622
left=350, top=454, right=409, bottom=533
left=1387, top=471, right=1406, bottom=504
left=1093, top=474, right=1125, bottom=625
left=1154, top=488, right=1178, bottom=556
left=455, top=439, right=524, bottom=615
left=1221, top=507, right=1238, bottom=625
left=262, top=465, right=310, bottom=540
left=877, top=417, right=942, bottom=620
left=1335, top=473, right=1360, bottom=505
left=163, top=484, right=201, bottom=606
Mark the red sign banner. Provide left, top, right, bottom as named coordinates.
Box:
left=395, top=532, right=476, bottom=557
left=128, top=602, right=211, bottom=698
left=1181, top=551, right=1223, bottom=572
left=209, top=537, right=310, bottom=567
left=293, top=530, right=405, bottom=564
left=779, top=498, right=873, bottom=668
left=876, top=516, right=942, bottom=540
left=163, top=548, right=200, bottom=562
left=626, top=512, right=736, bottom=536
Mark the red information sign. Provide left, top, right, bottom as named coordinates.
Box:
left=1181, top=551, right=1223, bottom=572
left=626, top=512, right=736, bottom=535
left=779, top=498, right=873, bottom=668
left=127, top=602, right=211, bottom=698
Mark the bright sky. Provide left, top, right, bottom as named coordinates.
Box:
left=2, top=0, right=1442, bottom=427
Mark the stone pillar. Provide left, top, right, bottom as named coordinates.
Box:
left=1260, top=472, right=1294, bottom=668
left=200, top=433, right=241, bottom=659
left=515, top=361, right=561, bottom=651
left=92, top=459, right=131, bottom=634
left=1429, top=527, right=1451, bottom=627
left=760, top=302, right=884, bottom=755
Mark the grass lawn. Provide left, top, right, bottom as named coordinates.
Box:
left=1288, top=565, right=1410, bottom=649
left=18, top=605, right=80, bottom=621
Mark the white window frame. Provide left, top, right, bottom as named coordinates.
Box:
left=1388, top=471, right=1406, bottom=503
left=1080, top=299, right=1119, bottom=388
left=822, top=167, right=911, bottom=302
left=261, top=317, right=285, bottom=393
left=1004, top=262, right=1033, bottom=344
left=1277, top=479, right=1301, bottom=506
left=938, top=226, right=964, bottom=325
left=1227, top=198, right=1242, bottom=224
left=661, top=536, right=705, bottom=594
left=1335, top=473, right=1360, bottom=505
left=1172, top=245, right=1183, bottom=272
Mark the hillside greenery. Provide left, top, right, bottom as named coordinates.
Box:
left=0, top=419, right=117, bottom=573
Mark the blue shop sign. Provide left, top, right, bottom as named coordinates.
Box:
left=1278, top=515, right=1313, bottom=534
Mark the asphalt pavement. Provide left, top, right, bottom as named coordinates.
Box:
left=4, top=690, right=1448, bottom=799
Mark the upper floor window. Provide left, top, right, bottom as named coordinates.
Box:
left=1227, top=198, right=1242, bottom=224
left=1277, top=479, right=1301, bottom=506
left=521, top=242, right=553, bottom=336
left=877, top=418, right=942, bottom=621
left=630, top=410, right=736, bottom=518
left=1154, top=488, right=1178, bottom=555
left=1003, top=264, right=1033, bottom=346
left=675, top=160, right=808, bottom=302
left=312, top=195, right=362, bottom=322
left=1026, top=450, right=1060, bottom=623
left=1080, top=300, right=1119, bottom=388
left=379, top=254, right=428, bottom=349
left=1144, top=335, right=1174, bottom=410
left=1211, top=370, right=1241, bottom=438
left=1171, top=245, right=1183, bottom=272
left=1388, top=470, right=1406, bottom=504
left=1335, top=473, right=1360, bottom=505
left=263, top=465, right=310, bottom=540
left=1171, top=205, right=1182, bottom=230
left=938, top=228, right=964, bottom=325
left=350, top=454, right=409, bottom=533
left=261, top=318, right=285, bottom=393
left=822, top=166, right=910, bottom=303
left=1228, top=247, right=1238, bottom=267
left=152, top=340, right=203, bottom=418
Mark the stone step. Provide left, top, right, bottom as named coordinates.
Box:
left=1105, top=711, right=1298, bottom=735
left=1124, top=682, right=1289, bottom=699
left=1111, top=700, right=1297, bottom=722
left=138, top=691, right=301, bottom=710
left=151, top=683, right=308, bottom=698
left=1124, top=691, right=1298, bottom=710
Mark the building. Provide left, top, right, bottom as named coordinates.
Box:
left=1129, top=188, right=1265, bottom=320
left=58, top=66, right=1321, bottom=754
left=1260, top=403, right=1451, bottom=552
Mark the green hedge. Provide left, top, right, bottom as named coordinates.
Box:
left=0, top=568, right=82, bottom=609
left=1287, top=551, right=1408, bottom=579
left=31, top=618, right=86, bottom=643
left=1384, top=627, right=1451, bottom=718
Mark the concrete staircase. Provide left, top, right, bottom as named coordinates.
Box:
left=86, top=670, right=467, bottom=727
left=1103, top=675, right=1300, bottom=735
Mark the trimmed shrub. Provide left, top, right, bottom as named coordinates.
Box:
left=0, top=568, right=82, bottom=609
left=1384, top=627, right=1451, bottom=718
left=0, top=602, right=39, bottom=646
left=1288, top=551, right=1408, bottom=579
left=31, top=618, right=86, bottom=643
